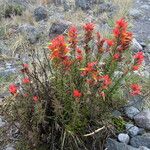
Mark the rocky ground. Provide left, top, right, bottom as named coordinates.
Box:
left=0, top=0, right=150, bottom=150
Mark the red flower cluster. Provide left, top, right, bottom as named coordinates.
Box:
left=96, top=32, right=105, bottom=54
left=68, top=26, right=78, bottom=49
left=48, top=35, right=73, bottom=69
left=48, top=35, right=69, bottom=60
left=73, top=89, right=82, bottom=98
left=132, top=52, right=144, bottom=71
left=81, top=62, right=98, bottom=77
left=22, top=77, right=30, bottom=84
left=100, top=75, right=112, bottom=90
left=113, top=53, right=121, bottom=60
left=106, top=39, right=114, bottom=47
left=130, top=84, right=141, bottom=95
left=83, top=23, right=95, bottom=32
left=9, top=84, right=17, bottom=95
left=84, top=23, right=95, bottom=54
left=76, top=48, right=83, bottom=61
left=33, top=96, right=38, bottom=103
left=113, top=18, right=133, bottom=51
left=21, top=63, right=29, bottom=74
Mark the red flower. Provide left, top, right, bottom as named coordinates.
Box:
left=33, top=96, right=38, bottom=103
left=130, top=84, right=141, bottom=96
left=101, top=75, right=112, bottom=89
left=83, top=23, right=95, bottom=32
left=22, top=63, right=29, bottom=68
left=24, top=93, right=29, bottom=97
left=22, top=78, right=30, bottom=84
left=106, top=39, right=114, bottom=47
left=73, top=90, right=82, bottom=98
left=68, top=26, right=78, bottom=49
left=132, top=65, right=140, bottom=71
left=116, top=18, right=128, bottom=30
left=113, top=53, right=120, bottom=60
left=134, top=52, right=144, bottom=65
left=76, top=55, right=83, bottom=61
left=48, top=35, right=69, bottom=61
left=9, top=84, right=17, bottom=95
left=113, top=28, right=120, bottom=37
left=76, top=48, right=82, bottom=54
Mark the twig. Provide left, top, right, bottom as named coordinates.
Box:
left=83, top=126, right=105, bottom=137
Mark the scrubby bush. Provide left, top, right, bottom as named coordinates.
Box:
left=1, top=4, right=23, bottom=18
left=6, top=18, right=144, bottom=149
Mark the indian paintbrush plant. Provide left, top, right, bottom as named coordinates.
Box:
left=5, top=18, right=144, bottom=149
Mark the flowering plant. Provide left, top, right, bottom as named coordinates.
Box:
left=7, top=18, right=144, bottom=149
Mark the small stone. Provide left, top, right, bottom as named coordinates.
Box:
left=0, top=117, right=5, bottom=128
left=118, top=133, right=130, bottom=144
left=34, top=6, right=48, bottom=21
left=134, top=109, right=150, bottom=130
left=112, top=110, right=122, bottom=118
left=129, top=9, right=142, bottom=19
left=49, top=20, right=72, bottom=37
left=5, top=144, right=16, bottom=150
left=139, top=146, right=150, bottom=150
left=130, top=135, right=150, bottom=148
left=106, top=138, right=138, bottom=150
left=130, top=38, right=143, bottom=52
left=125, top=106, right=140, bottom=119
left=18, top=24, right=40, bottom=44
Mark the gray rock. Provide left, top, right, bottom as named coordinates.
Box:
left=112, top=110, right=122, bottom=118
left=5, top=144, right=16, bottom=150
left=134, top=109, right=150, bottom=130
left=126, top=124, right=145, bottom=137
left=49, top=20, right=72, bottom=36
left=130, top=135, right=150, bottom=148
left=0, top=117, right=5, bottom=128
left=18, top=24, right=40, bottom=44
left=0, top=41, right=10, bottom=55
left=129, top=9, right=142, bottom=19
left=130, top=38, right=143, bottom=52
left=118, top=133, right=130, bottom=144
left=34, top=6, right=48, bottom=21
left=141, top=5, right=149, bottom=10
left=75, top=0, right=91, bottom=10
left=139, top=146, right=150, bottom=150
left=106, top=138, right=138, bottom=150
left=125, top=106, right=140, bottom=119
left=99, top=2, right=115, bottom=13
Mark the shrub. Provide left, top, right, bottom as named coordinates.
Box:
left=6, top=18, right=144, bottom=149
left=1, top=4, right=23, bottom=18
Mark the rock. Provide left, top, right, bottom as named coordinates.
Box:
left=118, top=133, right=130, bottom=144
left=0, top=41, right=10, bottom=55
left=18, top=24, right=40, bottom=44
left=5, top=144, right=16, bottom=150
left=126, top=124, right=145, bottom=137
left=130, top=135, right=150, bottom=148
left=49, top=20, right=72, bottom=37
left=75, top=0, right=91, bottom=10
left=99, top=2, right=115, bottom=13
left=124, top=106, right=140, bottom=119
left=0, top=117, right=5, bottom=128
left=134, top=109, right=150, bottom=130
left=106, top=138, right=138, bottom=150
left=139, top=146, right=150, bottom=150
left=112, top=110, right=122, bottom=118
left=130, top=38, right=143, bottom=52
left=129, top=9, right=142, bottom=19
left=141, top=5, right=150, bottom=10
left=34, top=6, right=48, bottom=21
